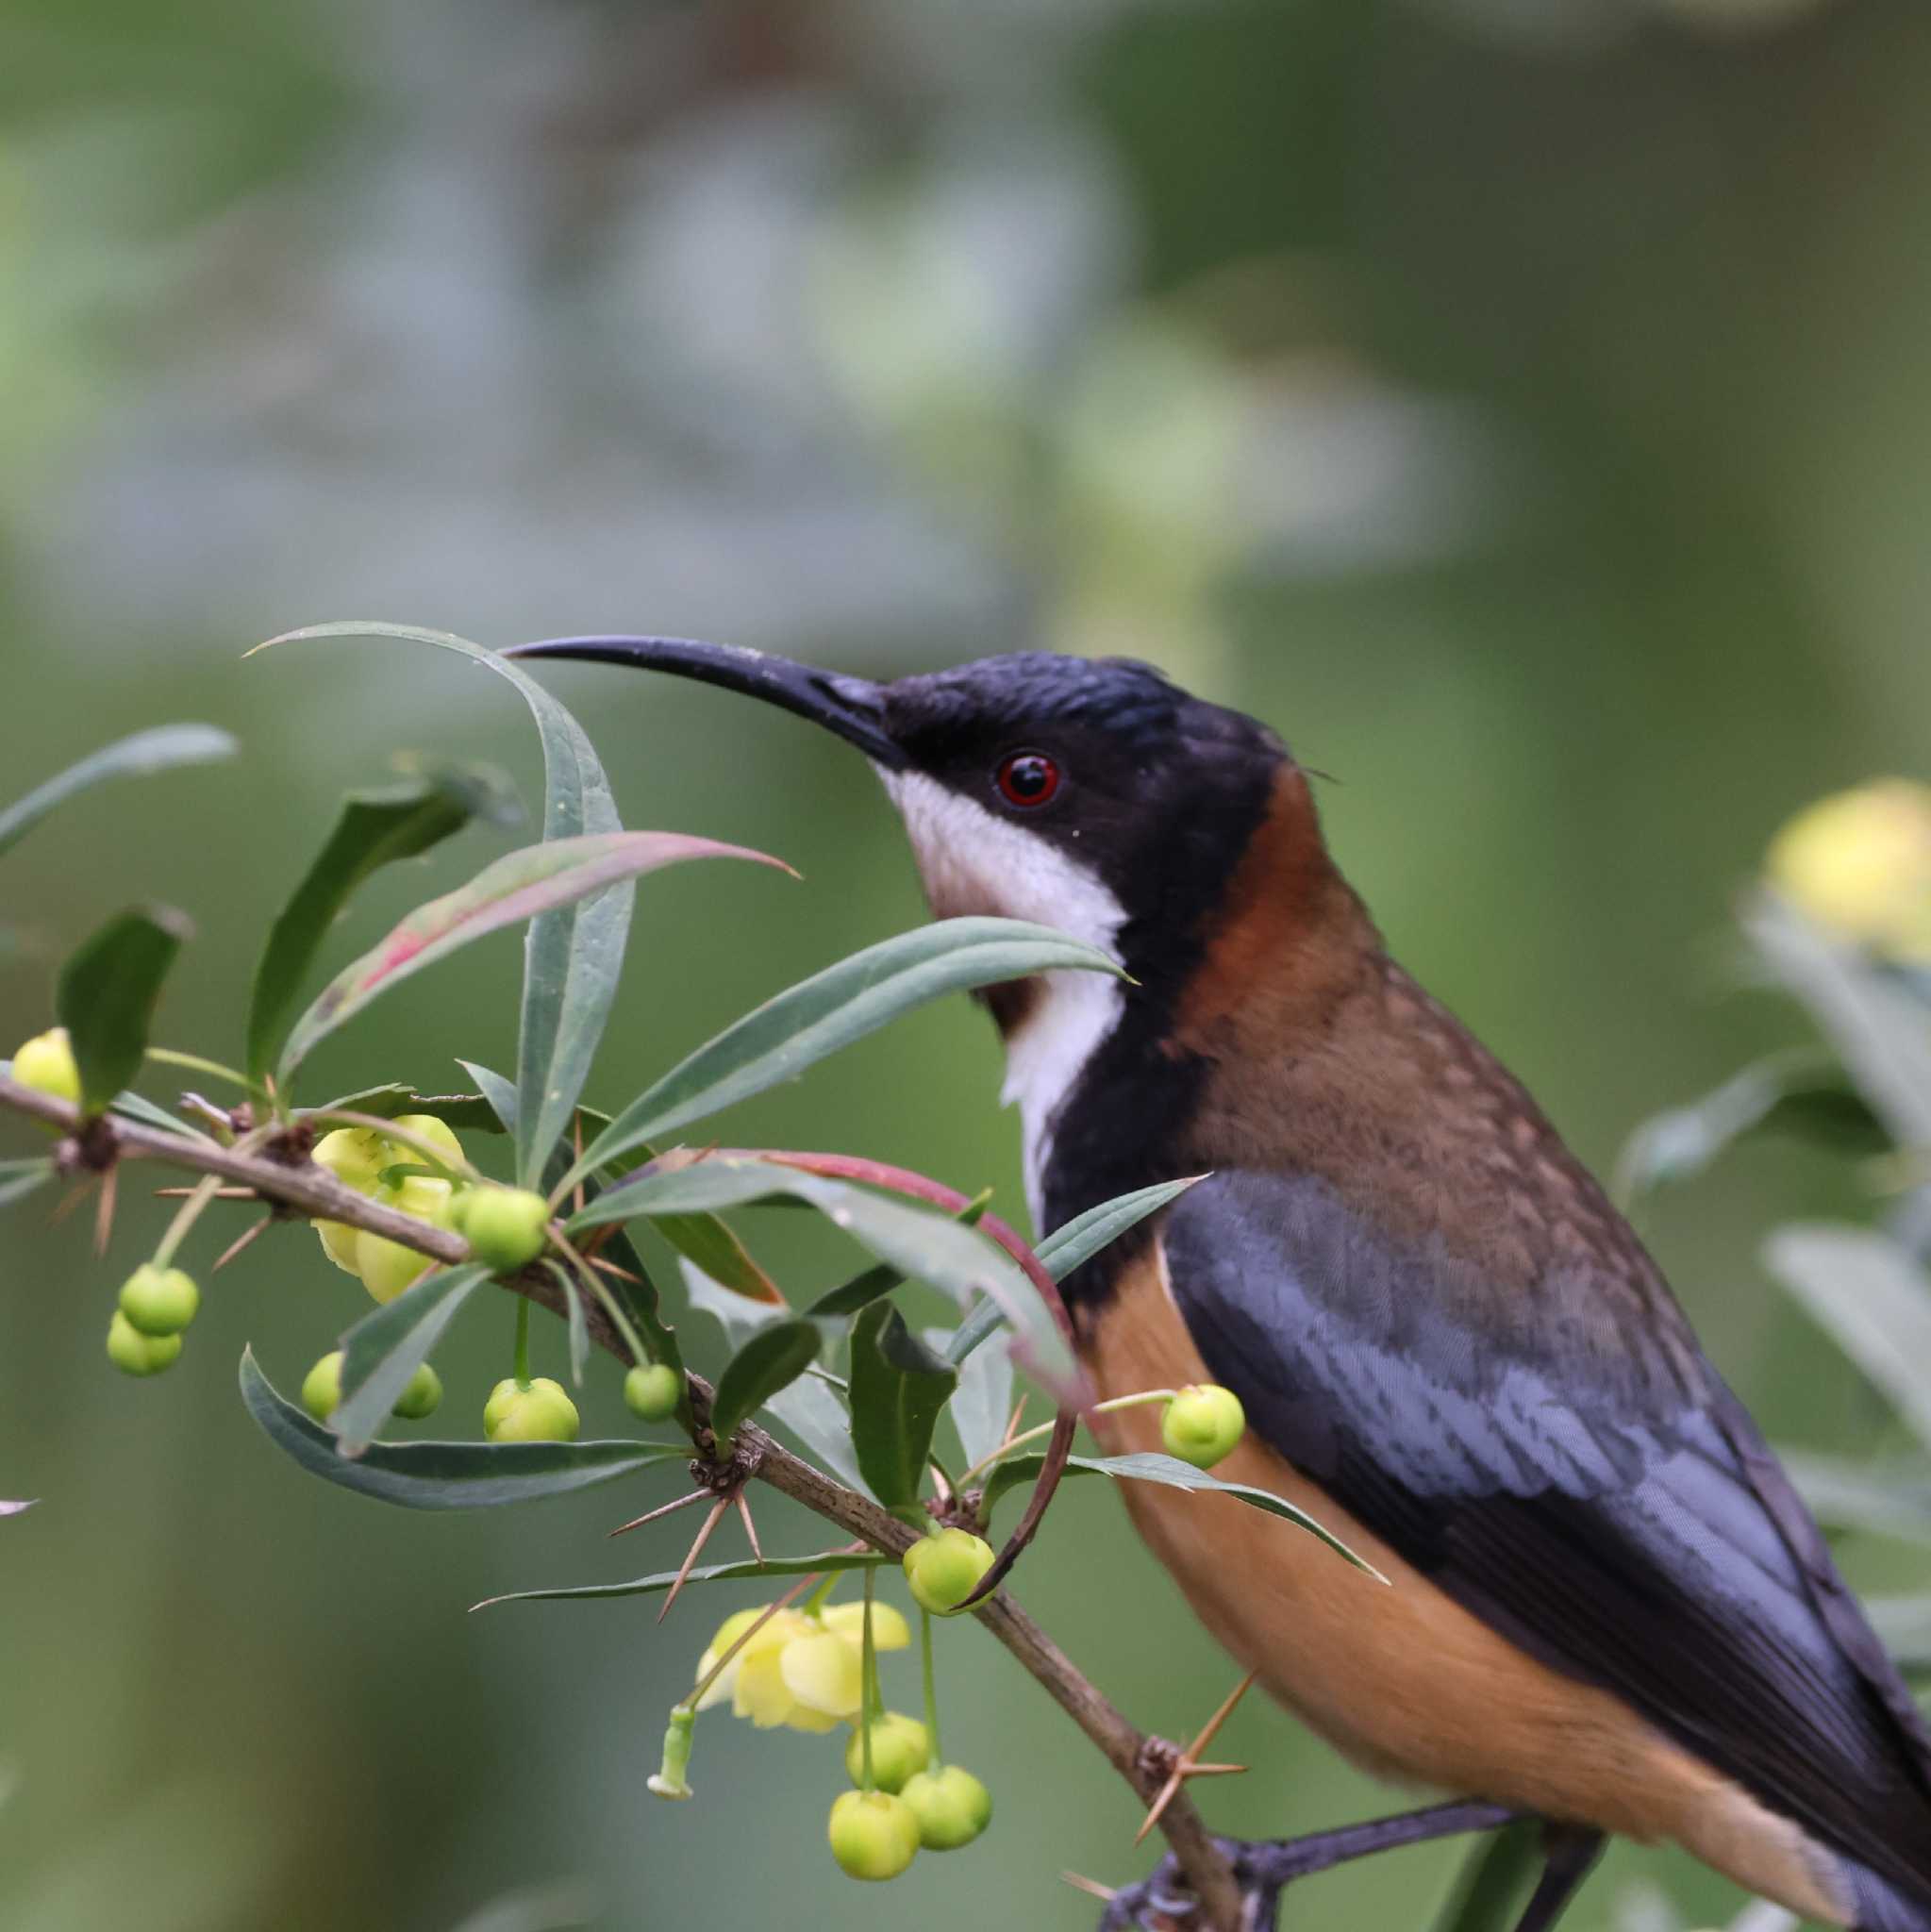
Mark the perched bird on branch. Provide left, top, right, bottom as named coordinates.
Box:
left=508, top=636, right=1931, bottom=1932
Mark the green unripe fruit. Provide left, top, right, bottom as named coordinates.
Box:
left=391, top=1361, right=442, bottom=1420
left=845, top=1712, right=931, bottom=1794
left=107, top=1310, right=181, bottom=1377
left=458, top=1186, right=551, bottom=1272
left=117, top=1264, right=200, bottom=1337
left=1161, top=1384, right=1245, bottom=1469
left=484, top=1375, right=522, bottom=1436
left=827, top=1789, right=920, bottom=1882
left=485, top=1376, right=579, bottom=1443
left=12, top=1027, right=80, bottom=1104
left=624, top=1362, right=681, bottom=1422
left=901, top=1765, right=992, bottom=1850
left=902, top=1528, right=996, bottom=1616
left=302, top=1351, right=344, bottom=1422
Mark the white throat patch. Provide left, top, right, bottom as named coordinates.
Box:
left=876, top=769, right=1126, bottom=1217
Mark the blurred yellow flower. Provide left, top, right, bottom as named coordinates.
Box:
left=693, top=1596, right=909, bottom=1734
left=1767, top=779, right=1931, bottom=964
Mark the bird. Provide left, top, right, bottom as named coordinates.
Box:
left=505, top=636, right=1931, bottom=1932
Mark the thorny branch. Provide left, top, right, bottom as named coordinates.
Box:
left=0, top=1074, right=1244, bottom=1931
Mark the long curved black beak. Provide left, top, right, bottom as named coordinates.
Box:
left=502, top=635, right=906, bottom=770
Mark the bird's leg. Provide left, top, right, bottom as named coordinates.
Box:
left=1097, top=1799, right=1521, bottom=1930
left=1510, top=1824, right=1604, bottom=1932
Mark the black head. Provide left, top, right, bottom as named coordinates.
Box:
left=503, top=638, right=1294, bottom=990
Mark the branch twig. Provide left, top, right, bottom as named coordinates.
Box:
left=1, top=1075, right=1243, bottom=1929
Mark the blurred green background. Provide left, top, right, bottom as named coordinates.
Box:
left=4, top=1, right=1930, bottom=1927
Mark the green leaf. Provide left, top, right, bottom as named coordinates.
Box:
left=1763, top=1224, right=1931, bottom=1455
left=246, top=774, right=487, bottom=1084
left=308, top=1083, right=507, bottom=1135
left=1430, top=1824, right=1545, bottom=1932
left=331, top=1264, right=491, bottom=1456
left=279, top=831, right=781, bottom=1080
left=684, top=1263, right=864, bottom=1491
left=107, top=1089, right=212, bottom=1141
left=981, top=1451, right=1382, bottom=1577
left=928, top=1323, right=1012, bottom=1469
left=0, top=724, right=235, bottom=861
left=473, top=1548, right=887, bottom=1610
left=240, top=1348, right=680, bottom=1508
left=848, top=1301, right=956, bottom=1512
left=654, top=1209, right=784, bottom=1307
left=947, top=1175, right=1202, bottom=1366
left=1744, top=892, right=1931, bottom=1149
left=559, top=918, right=1126, bottom=1194
left=0, top=1159, right=54, bottom=1208
left=250, top=623, right=635, bottom=1192
left=807, top=1193, right=989, bottom=1321
left=1614, top=1050, right=1887, bottom=1206
left=1782, top=1450, right=1931, bottom=1547
left=546, top=1258, right=591, bottom=1386
left=710, top=1319, right=824, bottom=1443
left=57, top=907, right=191, bottom=1114
left=571, top=1158, right=1078, bottom=1399
left=456, top=1059, right=521, bottom=1132
left=449, top=1883, right=598, bottom=1932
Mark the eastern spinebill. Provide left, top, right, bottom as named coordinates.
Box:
left=505, top=638, right=1931, bottom=1932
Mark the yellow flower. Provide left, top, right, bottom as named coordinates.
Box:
left=692, top=1595, right=910, bottom=1734
left=1768, top=779, right=1931, bottom=964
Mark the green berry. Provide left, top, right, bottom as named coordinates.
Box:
left=391, top=1361, right=442, bottom=1421
left=11, top=1027, right=80, bottom=1104
left=1160, top=1384, right=1245, bottom=1469
left=485, top=1376, right=579, bottom=1443
left=484, top=1375, right=522, bottom=1436
left=827, top=1789, right=920, bottom=1881
left=902, top=1528, right=996, bottom=1616
left=458, top=1185, right=551, bottom=1273
left=845, top=1712, right=931, bottom=1794
left=624, top=1362, right=681, bottom=1423
left=107, top=1310, right=181, bottom=1377
left=117, top=1263, right=200, bottom=1337
left=302, top=1351, right=344, bottom=1422
left=900, top=1765, right=991, bottom=1850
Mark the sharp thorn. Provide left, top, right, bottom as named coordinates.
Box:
left=735, top=1489, right=764, bottom=1565
left=92, top=1162, right=118, bottom=1257
left=608, top=1486, right=708, bottom=1540
left=658, top=1496, right=731, bottom=1623
left=1060, top=1873, right=1117, bottom=1903
left=212, top=1215, right=275, bottom=1274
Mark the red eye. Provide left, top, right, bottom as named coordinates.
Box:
left=995, top=751, right=1061, bottom=808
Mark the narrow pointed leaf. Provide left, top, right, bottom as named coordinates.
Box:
left=809, top=1194, right=990, bottom=1320
left=684, top=1262, right=865, bottom=1490
left=710, top=1319, right=824, bottom=1443
left=457, top=1059, right=521, bottom=1133
left=0, top=1159, right=55, bottom=1208
left=570, top=1157, right=1077, bottom=1397
left=474, top=1548, right=888, bottom=1609
left=1764, top=1225, right=1931, bottom=1454
left=929, top=1324, right=1012, bottom=1469
left=1782, top=1451, right=1931, bottom=1546
left=560, top=918, right=1125, bottom=1193
left=0, top=724, right=235, bottom=860
left=849, top=1301, right=956, bottom=1510
left=247, top=774, right=488, bottom=1083
left=309, top=1083, right=506, bottom=1135
left=980, top=1450, right=1382, bottom=1576
left=250, top=623, right=635, bottom=1191
left=947, top=1175, right=1203, bottom=1365
left=279, top=832, right=783, bottom=1079
left=58, top=907, right=191, bottom=1115
left=331, top=1264, right=491, bottom=1456
left=545, top=1259, right=591, bottom=1385
left=1744, top=892, right=1931, bottom=1149
left=654, top=1209, right=784, bottom=1306
left=241, top=1348, right=681, bottom=1507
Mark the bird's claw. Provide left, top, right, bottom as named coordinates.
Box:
left=1093, top=1837, right=1327, bottom=1931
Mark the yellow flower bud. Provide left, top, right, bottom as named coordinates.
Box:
left=1767, top=779, right=1931, bottom=963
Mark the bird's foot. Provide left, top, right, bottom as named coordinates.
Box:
left=1093, top=1801, right=1523, bottom=1931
